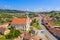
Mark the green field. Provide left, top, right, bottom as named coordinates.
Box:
left=53, top=20, right=60, bottom=26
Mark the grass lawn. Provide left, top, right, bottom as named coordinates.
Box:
left=0, top=35, right=7, bottom=40
left=33, top=23, right=42, bottom=30
left=0, top=35, right=12, bottom=40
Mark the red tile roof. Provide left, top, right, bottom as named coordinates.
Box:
left=0, top=24, right=7, bottom=32
left=47, top=23, right=53, bottom=28
left=24, top=33, right=32, bottom=39
left=21, top=32, right=32, bottom=40
left=0, top=27, right=6, bottom=32
left=11, top=17, right=27, bottom=25
left=21, top=32, right=40, bottom=40
left=33, top=35, right=40, bottom=40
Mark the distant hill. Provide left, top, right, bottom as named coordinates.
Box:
left=49, top=11, right=60, bottom=13
left=0, top=9, right=35, bottom=14
left=0, top=9, right=26, bottom=13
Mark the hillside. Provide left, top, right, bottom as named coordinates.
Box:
left=0, top=9, right=26, bottom=13
left=0, top=9, right=35, bottom=13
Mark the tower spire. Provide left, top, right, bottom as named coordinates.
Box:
left=26, top=9, right=29, bottom=18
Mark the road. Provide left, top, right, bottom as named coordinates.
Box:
left=37, top=30, right=48, bottom=40
left=38, top=16, right=58, bottom=40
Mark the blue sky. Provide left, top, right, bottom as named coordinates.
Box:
left=0, top=0, right=60, bottom=12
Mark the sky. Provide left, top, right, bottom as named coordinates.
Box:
left=0, top=0, right=60, bottom=12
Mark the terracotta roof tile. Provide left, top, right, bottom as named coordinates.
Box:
left=21, top=32, right=40, bottom=40
left=0, top=27, right=6, bottom=32
left=23, top=33, right=32, bottom=39
left=33, top=35, right=40, bottom=40
left=11, top=17, right=27, bottom=25
left=48, top=23, right=53, bottom=28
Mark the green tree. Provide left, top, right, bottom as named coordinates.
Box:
left=5, top=30, right=21, bottom=39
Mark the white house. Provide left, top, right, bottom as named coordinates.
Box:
left=11, top=17, right=31, bottom=31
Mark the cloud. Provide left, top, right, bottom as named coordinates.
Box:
left=28, top=8, right=60, bottom=12
left=33, top=8, right=51, bottom=12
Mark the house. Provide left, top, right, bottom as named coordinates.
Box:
left=21, top=32, right=40, bottom=40
left=42, top=15, right=60, bottom=39
left=14, top=32, right=40, bottom=40
left=11, top=17, right=31, bottom=31
left=0, top=24, right=10, bottom=35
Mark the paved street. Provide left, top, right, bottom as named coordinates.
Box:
left=37, top=30, right=48, bottom=40
left=38, top=15, right=58, bottom=40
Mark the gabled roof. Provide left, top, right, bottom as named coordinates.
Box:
left=11, top=17, right=27, bottom=25
left=21, top=32, right=40, bottom=40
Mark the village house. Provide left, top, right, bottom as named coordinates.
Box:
left=0, top=23, right=10, bottom=35
left=14, top=32, right=41, bottom=40
left=42, top=15, right=60, bottom=39
left=20, top=32, right=40, bottom=40
left=10, top=17, right=31, bottom=31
